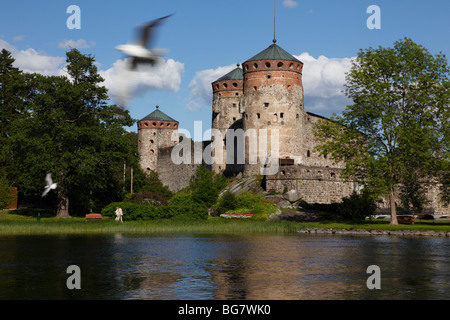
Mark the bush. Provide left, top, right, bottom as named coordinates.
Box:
left=127, top=191, right=168, bottom=206
left=168, top=192, right=209, bottom=220
left=235, top=192, right=278, bottom=220
left=215, top=191, right=237, bottom=214
left=100, top=202, right=176, bottom=221
left=336, top=191, right=377, bottom=221
left=189, top=165, right=227, bottom=207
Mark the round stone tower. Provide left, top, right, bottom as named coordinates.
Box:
left=137, top=106, right=179, bottom=174
left=241, top=42, right=304, bottom=176
left=211, top=64, right=244, bottom=174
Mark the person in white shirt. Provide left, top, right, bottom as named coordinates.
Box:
left=115, top=206, right=123, bottom=222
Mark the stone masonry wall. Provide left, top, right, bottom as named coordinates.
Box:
left=266, top=164, right=358, bottom=204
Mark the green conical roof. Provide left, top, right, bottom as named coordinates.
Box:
left=214, top=66, right=244, bottom=82
left=140, top=106, right=177, bottom=122
left=246, top=44, right=302, bottom=63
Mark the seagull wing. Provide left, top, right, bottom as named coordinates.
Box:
left=139, top=14, right=173, bottom=48
left=45, top=173, right=53, bottom=186
left=42, top=187, right=50, bottom=197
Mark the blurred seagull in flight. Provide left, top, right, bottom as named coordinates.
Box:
left=42, top=173, right=57, bottom=197
left=116, top=14, right=173, bottom=70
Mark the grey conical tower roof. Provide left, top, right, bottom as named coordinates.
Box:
left=140, top=106, right=177, bottom=122
left=246, top=43, right=302, bottom=63
left=214, top=65, right=244, bottom=82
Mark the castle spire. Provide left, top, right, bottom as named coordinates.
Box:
left=273, top=0, right=276, bottom=44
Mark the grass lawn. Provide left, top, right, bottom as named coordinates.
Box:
left=1, top=210, right=449, bottom=235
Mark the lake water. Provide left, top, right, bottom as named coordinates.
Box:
left=0, top=233, right=449, bottom=300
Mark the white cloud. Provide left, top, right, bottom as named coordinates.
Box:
left=186, top=64, right=236, bottom=111
left=100, top=58, right=184, bottom=107
left=0, top=39, right=66, bottom=76
left=12, top=35, right=25, bottom=42
left=186, top=54, right=354, bottom=115
left=0, top=39, right=184, bottom=107
left=294, top=52, right=355, bottom=115
left=282, top=0, right=298, bottom=8
left=58, top=39, right=95, bottom=49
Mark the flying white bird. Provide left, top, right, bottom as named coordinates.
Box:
left=115, top=14, right=173, bottom=70
left=42, top=173, right=57, bottom=197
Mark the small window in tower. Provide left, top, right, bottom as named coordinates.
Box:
left=216, top=84, right=219, bottom=90
left=278, top=62, right=284, bottom=68
left=152, top=122, right=156, bottom=126
left=253, top=63, right=258, bottom=69
left=274, top=113, right=278, bottom=122
left=150, top=149, right=155, bottom=154
left=233, top=117, right=236, bottom=121
left=267, top=75, right=271, bottom=79
left=223, top=83, right=227, bottom=88
left=253, top=86, right=257, bottom=91
left=150, top=139, right=154, bottom=144
left=265, top=62, right=271, bottom=68
left=235, top=92, right=239, bottom=96
left=280, top=113, right=284, bottom=118
left=144, top=122, right=148, bottom=127
left=257, top=113, right=260, bottom=119
left=232, top=103, right=236, bottom=108
left=232, top=82, right=238, bottom=87
left=264, top=103, right=269, bottom=109
left=296, top=114, right=299, bottom=119
left=167, top=123, right=171, bottom=127
left=307, top=150, right=311, bottom=157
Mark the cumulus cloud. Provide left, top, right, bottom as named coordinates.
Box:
left=58, top=39, right=95, bottom=49
left=12, top=35, right=25, bottom=42
left=0, top=39, right=66, bottom=76
left=294, top=52, right=355, bottom=115
left=186, top=64, right=237, bottom=111
left=100, top=58, right=184, bottom=107
left=282, top=0, right=298, bottom=8
left=186, top=53, right=355, bottom=116
left=0, top=39, right=184, bottom=107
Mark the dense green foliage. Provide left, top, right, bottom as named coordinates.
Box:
left=215, top=191, right=237, bottom=214
left=215, top=191, right=278, bottom=220
left=167, top=192, right=208, bottom=219
left=336, top=191, right=377, bottom=221
left=101, top=192, right=209, bottom=221
left=101, top=202, right=176, bottom=221
left=1, top=48, right=141, bottom=217
left=189, top=165, right=227, bottom=207
left=0, top=175, right=16, bottom=210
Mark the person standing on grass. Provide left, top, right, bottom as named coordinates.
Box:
left=115, top=206, right=123, bottom=222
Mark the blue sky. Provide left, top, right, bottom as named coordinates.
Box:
left=1, top=0, right=449, bottom=139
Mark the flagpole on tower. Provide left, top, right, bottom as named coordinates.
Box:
left=273, top=0, right=276, bottom=43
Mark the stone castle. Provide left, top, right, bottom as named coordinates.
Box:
left=137, top=42, right=449, bottom=215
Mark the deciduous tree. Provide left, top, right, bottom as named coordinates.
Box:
left=314, top=38, right=449, bottom=225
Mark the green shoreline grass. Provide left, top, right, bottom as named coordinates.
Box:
left=1, top=213, right=449, bottom=236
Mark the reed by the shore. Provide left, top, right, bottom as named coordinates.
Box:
left=1, top=213, right=449, bottom=236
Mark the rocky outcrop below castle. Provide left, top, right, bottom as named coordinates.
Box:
left=298, top=228, right=450, bottom=237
